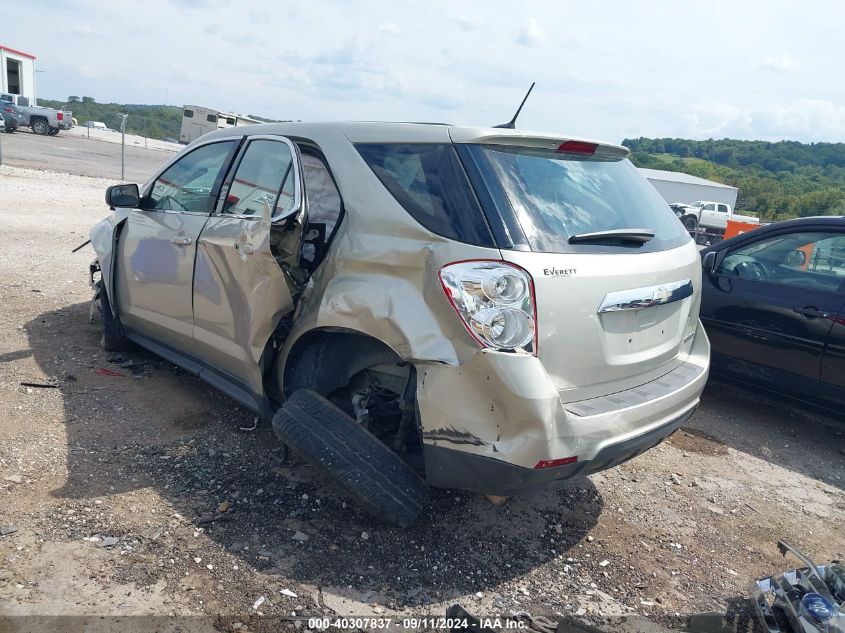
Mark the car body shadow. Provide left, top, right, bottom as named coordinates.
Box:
left=27, top=301, right=603, bottom=602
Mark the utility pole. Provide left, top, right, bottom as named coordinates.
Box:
left=118, top=113, right=128, bottom=180
left=165, top=88, right=168, bottom=106
left=33, top=68, right=46, bottom=106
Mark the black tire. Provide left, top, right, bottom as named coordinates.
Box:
left=47, top=127, right=59, bottom=136
left=682, top=215, right=698, bottom=231
left=273, top=390, right=429, bottom=527
left=31, top=118, right=48, bottom=135
left=97, top=281, right=129, bottom=352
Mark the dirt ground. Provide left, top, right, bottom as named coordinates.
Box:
left=0, top=165, right=843, bottom=632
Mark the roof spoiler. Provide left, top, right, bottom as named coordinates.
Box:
left=449, top=129, right=629, bottom=161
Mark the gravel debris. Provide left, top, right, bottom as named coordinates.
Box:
left=0, top=165, right=842, bottom=630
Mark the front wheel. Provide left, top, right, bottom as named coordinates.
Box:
left=273, top=390, right=429, bottom=527
left=682, top=215, right=698, bottom=231
left=97, top=281, right=129, bottom=352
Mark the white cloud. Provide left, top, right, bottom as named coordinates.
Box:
left=377, top=22, right=401, bottom=35
left=13, top=1, right=845, bottom=142
left=60, top=24, right=96, bottom=37
left=758, top=53, right=800, bottom=73
left=516, top=17, right=547, bottom=47
left=248, top=9, right=270, bottom=26
left=683, top=99, right=845, bottom=141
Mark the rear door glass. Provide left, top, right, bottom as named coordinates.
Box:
left=476, top=145, right=688, bottom=253
left=355, top=143, right=494, bottom=247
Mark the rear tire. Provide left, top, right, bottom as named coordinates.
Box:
left=682, top=215, right=698, bottom=231
left=273, top=390, right=429, bottom=527
left=47, top=127, right=59, bottom=136
left=31, top=118, right=49, bottom=135
left=98, top=281, right=129, bottom=352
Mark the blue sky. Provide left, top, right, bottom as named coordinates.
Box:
left=9, top=0, right=845, bottom=143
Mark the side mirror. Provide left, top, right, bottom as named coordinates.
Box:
left=784, top=249, right=806, bottom=267
left=702, top=251, right=717, bottom=274
left=105, top=183, right=140, bottom=209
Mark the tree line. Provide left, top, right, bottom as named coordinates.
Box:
left=40, top=97, right=184, bottom=141
left=623, top=137, right=845, bottom=222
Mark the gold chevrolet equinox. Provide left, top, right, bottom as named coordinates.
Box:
left=88, top=122, right=709, bottom=526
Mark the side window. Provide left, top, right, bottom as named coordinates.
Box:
left=718, top=204, right=729, bottom=213
left=717, top=231, right=845, bottom=291
left=184, top=109, right=194, bottom=118
left=148, top=141, right=235, bottom=212
left=355, top=143, right=494, bottom=247
left=302, top=152, right=342, bottom=237
left=223, top=139, right=296, bottom=218
left=207, top=114, right=217, bottom=123
left=703, top=203, right=716, bottom=211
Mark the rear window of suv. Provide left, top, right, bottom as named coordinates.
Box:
left=473, top=145, right=688, bottom=253
left=355, top=143, right=495, bottom=247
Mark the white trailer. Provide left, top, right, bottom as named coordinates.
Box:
left=179, top=105, right=261, bottom=144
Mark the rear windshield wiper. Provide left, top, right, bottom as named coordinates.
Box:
left=568, top=228, right=655, bottom=245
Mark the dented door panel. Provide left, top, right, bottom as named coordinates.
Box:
left=193, top=216, right=294, bottom=393
left=191, top=135, right=305, bottom=395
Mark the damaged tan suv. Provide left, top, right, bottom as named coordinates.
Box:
left=88, top=122, right=709, bottom=526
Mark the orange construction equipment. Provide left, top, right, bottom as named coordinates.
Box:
left=723, top=219, right=761, bottom=240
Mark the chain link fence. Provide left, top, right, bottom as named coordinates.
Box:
left=0, top=113, right=181, bottom=183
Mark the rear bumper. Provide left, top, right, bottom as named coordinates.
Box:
left=424, top=405, right=696, bottom=496
left=417, top=321, right=709, bottom=494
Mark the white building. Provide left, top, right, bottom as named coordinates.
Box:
left=0, top=44, right=37, bottom=106
left=639, top=167, right=738, bottom=208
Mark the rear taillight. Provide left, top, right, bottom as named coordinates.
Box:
left=439, top=261, right=537, bottom=354
left=57, top=112, right=64, bottom=121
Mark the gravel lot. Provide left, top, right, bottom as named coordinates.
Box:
left=0, top=164, right=843, bottom=632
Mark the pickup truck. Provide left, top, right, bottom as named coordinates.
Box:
left=0, top=94, right=73, bottom=136
left=676, top=200, right=759, bottom=243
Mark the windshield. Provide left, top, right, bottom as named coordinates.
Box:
left=477, top=145, right=688, bottom=253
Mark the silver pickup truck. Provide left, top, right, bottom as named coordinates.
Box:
left=675, top=200, right=759, bottom=244
left=0, top=94, right=73, bottom=136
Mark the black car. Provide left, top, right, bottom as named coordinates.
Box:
left=700, top=216, right=845, bottom=417
left=1, top=111, right=16, bottom=133
left=1, top=102, right=22, bottom=132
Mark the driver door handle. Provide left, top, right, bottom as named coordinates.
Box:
left=171, top=236, right=192, bottom=246
left=793, top=305, right=830, bottom=319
